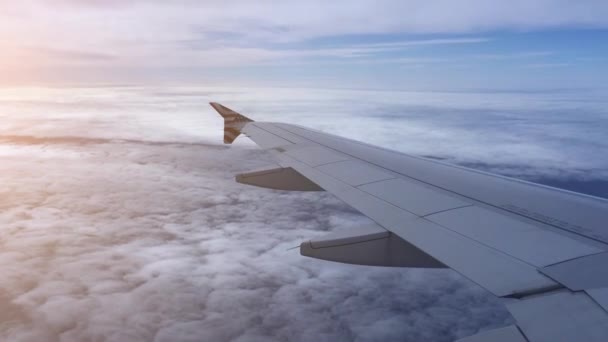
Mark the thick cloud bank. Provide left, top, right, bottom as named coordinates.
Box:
left=0, top=86, right=605, bottom=341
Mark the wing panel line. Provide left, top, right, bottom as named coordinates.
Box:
left=278, top=154, right=556, bottom=296
left=270, top=123, right=608, bottom=248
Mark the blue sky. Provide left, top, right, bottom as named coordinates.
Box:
left=231, top=30, right=608, bottom=90
left=0, top=1, right=607, bottom=90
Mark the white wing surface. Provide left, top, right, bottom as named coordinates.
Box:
left=210, top=102, right=608, bottom=342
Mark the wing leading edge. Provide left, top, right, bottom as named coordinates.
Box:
left=209, top=103, right=608, bottom=342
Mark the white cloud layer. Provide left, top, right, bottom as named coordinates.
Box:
left=0, top=85, right=606, bottom=341
left=0, top=140, right=510, bottom=341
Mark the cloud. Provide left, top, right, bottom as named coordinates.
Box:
left=179, top=38, right=490, bottom=65
left=28, top=47, right=117, bottom=62
left=0, top=0, right=607, bottom=81
left=0, top=85, right=606, bottom=341
left=26, top=1, right=608, bottom=37
left=0, top=134, right=508, bottom=342
left=342, top=50, right=554, bottom=67
left=524, top=63, right=571, bottom=68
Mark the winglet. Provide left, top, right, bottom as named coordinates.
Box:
left=210, top=102, right=254, bottom=144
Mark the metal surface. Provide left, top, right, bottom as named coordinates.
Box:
left=428, top=206, right=601, bottom=267
left=541, top=252, right=608, bottom=290
left=210, top=102, right=253, bottom=144
left=359, top=178, right=470, bottom=216
left=587, top=287, right=608, bottom=312
left=456, top=325, right=527, bottom=342
left=284, top=144, right=350, bottom=167
left=285, top=157, right=557, bottom=297
left=316, top=160, right=395, bottom=186
left=209, top=104, right=608, bottom=342
left=236, top=167, right=324, bottom=191
left=275, top=123, right=608, bottom=246
left=250, top=122, right=309, bottom=144
left=242, top=125, right=292, bottom=149
left=507, top=291, right=608, bottom=342
left=301, top=224, right=445, bottom=268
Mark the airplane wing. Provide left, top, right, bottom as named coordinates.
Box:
left=210, top=102, right=608, bottom=342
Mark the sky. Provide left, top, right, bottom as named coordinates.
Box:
left=0, top=0, right=607, bottom=90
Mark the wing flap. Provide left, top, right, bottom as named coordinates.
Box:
left=236, top=166, right=324, bottom=191
left=300, top=224, right=445, bottom=268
